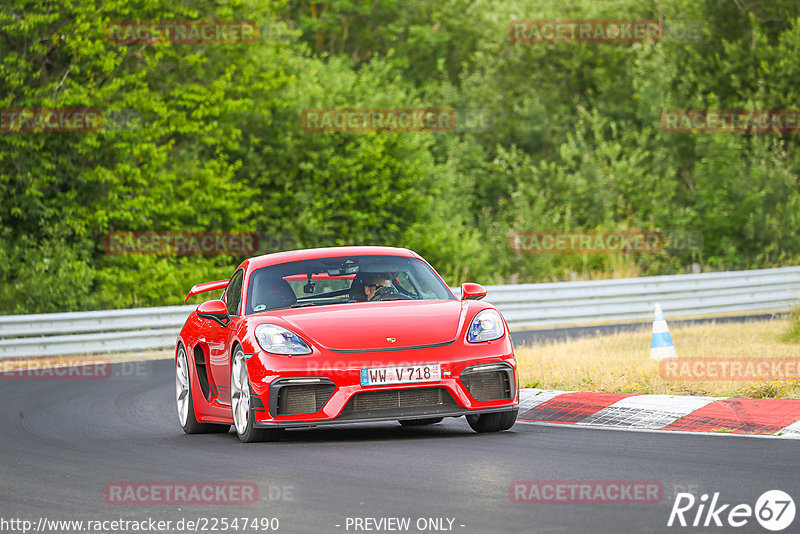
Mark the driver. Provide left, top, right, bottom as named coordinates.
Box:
left=363, top=274, right=394, bottom=301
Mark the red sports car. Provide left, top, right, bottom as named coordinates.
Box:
left=175, top=246, right=518, bottom=442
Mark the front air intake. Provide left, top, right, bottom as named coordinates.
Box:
left=461, top=365, right=514, bottom=401
left=341, top=387, right=457, bottom=415
left=273, top=382, right=335, bottom=416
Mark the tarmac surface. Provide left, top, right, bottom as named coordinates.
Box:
left=2, top=358, right=798, bottom=533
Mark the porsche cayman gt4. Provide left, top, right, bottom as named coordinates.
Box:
left=175, top=246, right=518, bottom=442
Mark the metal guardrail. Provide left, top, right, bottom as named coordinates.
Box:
left=0, top=306, right=195, bottom=358
left=491, top=266, right=800, bottom=327
left=1, top=266, right=799, bottom=358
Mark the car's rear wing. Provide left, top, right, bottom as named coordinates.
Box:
left=185, top=279, right=229, bottom=303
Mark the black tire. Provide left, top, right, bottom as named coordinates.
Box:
left=231, top=347, right=284, bottom=443
left=176, top=345, right=230, bottom=434
left=466, top=409, right=518, bottom=433
left=399, top=417, right=444, bottom=427
left=235, top=415, right=283, bottom=443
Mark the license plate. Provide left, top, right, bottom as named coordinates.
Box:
left=360, top=363, right=441, bottom=386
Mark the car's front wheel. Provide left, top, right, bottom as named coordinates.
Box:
left=466, top=409, right=518, bottom=433
left=175, top=345, right=230, bottom=434
left=231, top=348, right=284, bottom=443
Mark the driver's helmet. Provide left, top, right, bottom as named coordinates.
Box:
left=348, top=274, right=369, bottom=302
left=350, top=273, right=394, bottom=301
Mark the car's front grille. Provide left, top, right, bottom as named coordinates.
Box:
left=341, top=387, right=457, bottom=415
left=276, top=384, right=335, bottom=416
left=461, top=370, right=513, bottom=401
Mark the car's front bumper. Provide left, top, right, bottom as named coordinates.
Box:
left=252, top=405, right=518, bottom=429
left=246, top=342, right=518, bottom=428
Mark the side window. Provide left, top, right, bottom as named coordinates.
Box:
left=225, top=269, right=245, bottom=316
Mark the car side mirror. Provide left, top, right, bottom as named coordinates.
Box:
left=196, top=299, right=231, bottom=327
left=460, top=282, right=487, bottom=301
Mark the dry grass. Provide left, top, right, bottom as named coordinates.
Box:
left=515, top=319, right=800, bottom=398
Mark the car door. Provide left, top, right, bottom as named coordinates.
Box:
left=205, top=268, right=245, bottom=405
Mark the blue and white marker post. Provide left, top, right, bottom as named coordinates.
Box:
left=650, top=303, right=678, bottom=360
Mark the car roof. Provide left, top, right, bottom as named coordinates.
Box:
left=243, top=246, right=420, bottom=271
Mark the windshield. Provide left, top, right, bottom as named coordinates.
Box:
left=245, top=255, right=455, bottom=314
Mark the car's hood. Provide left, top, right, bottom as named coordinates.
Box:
left=277, top=300, right=466, bottom=351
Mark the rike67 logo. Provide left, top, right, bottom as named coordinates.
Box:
left=668, top=490, right=795, bottom=531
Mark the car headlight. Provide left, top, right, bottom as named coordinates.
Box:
left=466, top=309, right=505, bottom=343
left=254, top=324, right=312, bottom=355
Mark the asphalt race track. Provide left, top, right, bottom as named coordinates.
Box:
left=2, top=359, right=799, bottom=534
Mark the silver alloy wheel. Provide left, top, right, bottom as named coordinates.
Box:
left=175, top=347, right=190, bottom=426
left=231, top=350, right=250, bottom=435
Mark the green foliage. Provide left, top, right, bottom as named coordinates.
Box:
left=0, top=224, right=95, bottom=313
left=1, top=0, right=800, bottom=312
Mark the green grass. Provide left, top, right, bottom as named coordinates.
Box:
left=781, top=307, right=800, bottom=343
